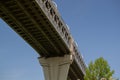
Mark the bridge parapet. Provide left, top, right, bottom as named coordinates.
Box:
left=73, top=42, right=86, bottom=75
left=36, top=0, right=71, bottom=48
left=69, top=36, right=86, bottom=75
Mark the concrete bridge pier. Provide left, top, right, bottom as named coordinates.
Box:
left=39, top=55, right=73, bottom=80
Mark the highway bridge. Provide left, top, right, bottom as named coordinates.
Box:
left=0, top=0, right=86, bottom=80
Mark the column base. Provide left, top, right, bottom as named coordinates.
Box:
left=38, top=55, right=73, bottom=80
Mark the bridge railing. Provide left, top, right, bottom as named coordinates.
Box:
left=72, top=41, right=86, bottom=74
left=36, top=0, right=71, bottom=48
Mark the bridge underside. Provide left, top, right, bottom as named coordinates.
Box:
left=69, top=60, right=84, bottom=80
left=0, top=0, right=70, bottom=57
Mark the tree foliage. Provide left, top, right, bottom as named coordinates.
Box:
left=84, top=57, right=114, bottom=80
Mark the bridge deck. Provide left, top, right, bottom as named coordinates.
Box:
left=0, top=0, right=86, bottom=79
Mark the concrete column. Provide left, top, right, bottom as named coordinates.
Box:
left=38, top=55, right=73, bottom=80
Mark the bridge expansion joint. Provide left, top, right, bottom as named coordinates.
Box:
left=38, top=54, right=73, bottom=80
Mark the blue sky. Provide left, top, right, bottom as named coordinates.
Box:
left=0, top=0, right=120, bottom=80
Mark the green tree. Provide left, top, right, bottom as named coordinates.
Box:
left=84, top=57, right=114, bottom=80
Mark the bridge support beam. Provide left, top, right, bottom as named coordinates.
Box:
left=39, top=55, right=73, bottom=80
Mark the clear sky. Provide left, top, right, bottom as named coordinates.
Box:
left=0, top=0, right=120, bottom=80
